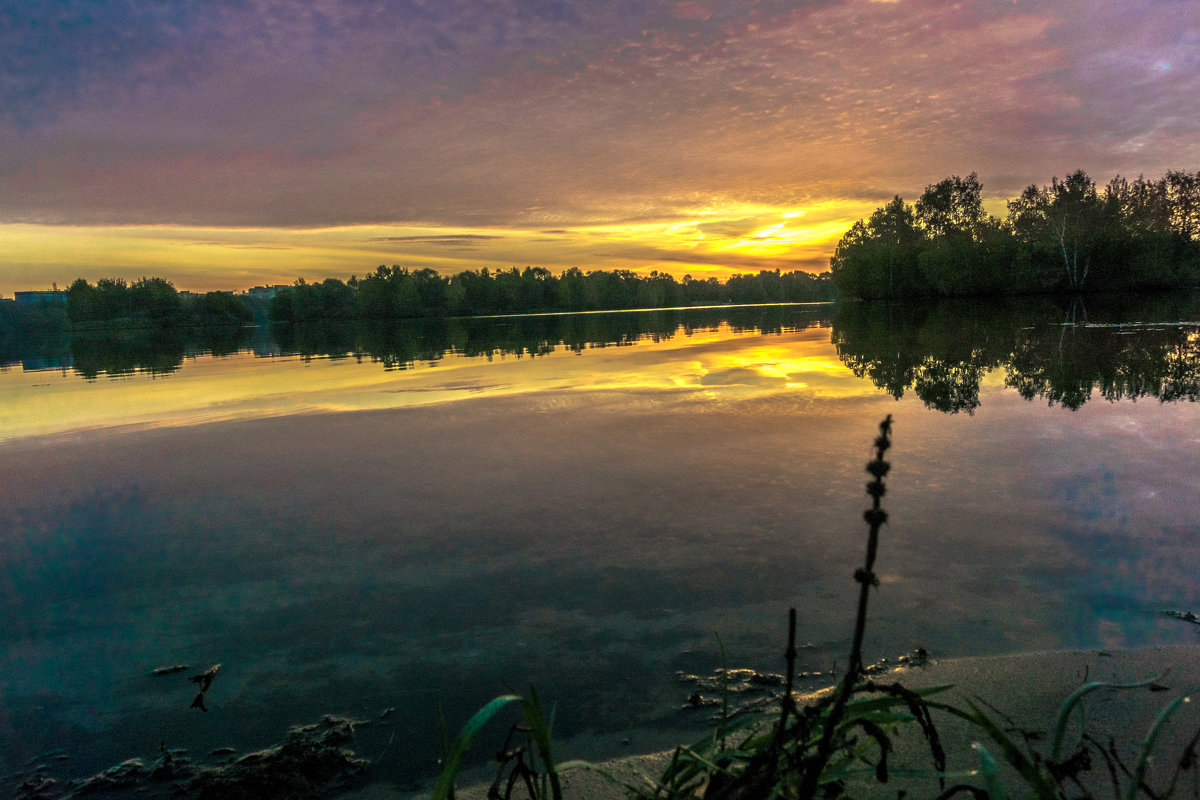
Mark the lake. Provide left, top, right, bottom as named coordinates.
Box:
left=2, top=295, right=1199, bottom=794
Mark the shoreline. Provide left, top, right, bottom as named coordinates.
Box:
left=394, top=645, right=1200, bottom=800
left=9, top=645, right=1197, bottom=799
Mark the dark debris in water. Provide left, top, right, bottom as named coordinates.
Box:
left=150, top=665, right=188, bottom=676
left=862, top=647, right=929, bottom=675
left=3, top=716, right=368, bottom=800
left=676, top=648, right=929, bottom=716
left=1164, top=609, right=1200, bottom=626
left=676, top=665, right=821, bottom=716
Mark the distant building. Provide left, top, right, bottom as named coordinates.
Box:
left=244, top=285, right=290, bottom=300
left=14, top=289, right=67, bottom=306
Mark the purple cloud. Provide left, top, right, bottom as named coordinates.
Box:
left=0, top=0, right=1197, bottom=232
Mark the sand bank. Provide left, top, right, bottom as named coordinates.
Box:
left=411, top=645, right=1200, bottom=800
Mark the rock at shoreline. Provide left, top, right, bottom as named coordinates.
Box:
left=5, top=716, right=368, bottom=800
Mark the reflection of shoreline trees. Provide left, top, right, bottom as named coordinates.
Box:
left=71, top=329, right=189, bottom=379
left=3, top=326, right=276, bottom=378
left=0, top=298, right=70, bottom=369
left=7, top=305, right=834, bottom=378
left=15, top=297, right=1200, bottom=409
left=279, top=304, right=834, bottom=370
left=832, top=301, right=1009, bottom=414
left=832, top=295, right=1200, bottom=412
left=1006, top=308, right=1200, bottom=410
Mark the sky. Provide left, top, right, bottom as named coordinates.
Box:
left=1, top=0, right=1198, bottom=295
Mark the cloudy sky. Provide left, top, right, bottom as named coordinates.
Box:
left=1, top=0, right=1197, bottom=294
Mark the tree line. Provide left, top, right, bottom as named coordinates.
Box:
left=64, top=277, right=257, bottom=326
left=6, top=268, right=835, bottom=332
left=267, top=266, right=835, bottom=323
left=12, top=289, right=1199, bottom=414
left=831, top=169, right=1200, bottom=299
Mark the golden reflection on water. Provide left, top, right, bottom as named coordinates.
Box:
left=0, top=323, right=872, bottom=442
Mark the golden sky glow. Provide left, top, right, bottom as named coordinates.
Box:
left=0, top=198, right=871, bottom=293
left=1, top=1, right=1198, bottom=295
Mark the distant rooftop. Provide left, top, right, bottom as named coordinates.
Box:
left=14, top=289, right=67, bottom=305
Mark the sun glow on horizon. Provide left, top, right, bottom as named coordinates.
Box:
left=0, top=198, right=870, bottom=295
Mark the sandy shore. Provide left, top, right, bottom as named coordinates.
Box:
left=399, top=645, right=1200, bottom=800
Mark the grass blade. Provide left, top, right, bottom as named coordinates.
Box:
left=1051, top=671, right=1169, bottom=762
left=1124, top=695, right=1190, bottom=800
left=431, top=694, right=522, bottom=800
left=971, top=742, right=1006, bottom=800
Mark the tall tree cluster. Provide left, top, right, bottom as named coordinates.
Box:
left=831, top=170, right=1200, bottom=299
left=65, top=277, right=254, bottom=326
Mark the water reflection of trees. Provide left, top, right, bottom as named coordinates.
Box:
left=1006, top=321, right=1200, bottom=410
left=71, top=329, right=187, bottom=378
left=7, top=305, right=833, bottom=378
left=4, top=326, right=270, bottom=378
left=18, top=297, right=1199, bottom=407
left=832, top=294, right=1200, bottom=412
left=276, top=305, right=832, bottom=371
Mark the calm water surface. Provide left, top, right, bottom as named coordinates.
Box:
left=1, top=297, right=1198, bottom=792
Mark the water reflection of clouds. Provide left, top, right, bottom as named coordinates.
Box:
left=699, top=367, right=787, bottom=387
left=384, top=380, right=509, bottom=394
left=687, top=341, right=873, bottom=398
left=0, top=323, right=876, bottom=442
left=4, top=341, right=1199, bottom=786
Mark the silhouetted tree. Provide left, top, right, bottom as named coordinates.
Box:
left=837, top=169, right=1199, bottom=299
left=831, top=196, right=925, bottom=299
left=915, top=172, right=985, bottom=240
left=129, top=276, right=182, bottom=324
left=188, top=291, right=253, bottom=325
left=1166, top=169, right=1200, bottom=240
left=66, top=278, right=100, bottom=323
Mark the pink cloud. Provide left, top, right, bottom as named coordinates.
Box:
left=674, top=2, right=715, bottom=21
left=1, top=0, right=1197, bottom=230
